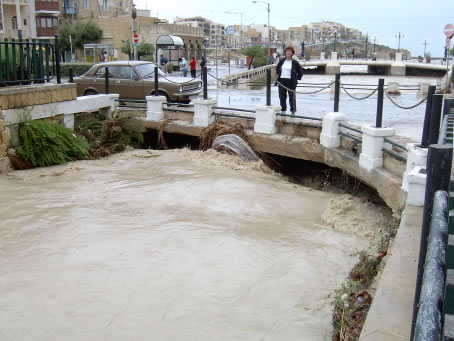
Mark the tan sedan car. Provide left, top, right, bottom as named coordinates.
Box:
left=75, top=61, right=202, bottom=103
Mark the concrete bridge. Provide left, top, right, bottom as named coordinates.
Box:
left=303, top=52, right=449, bottom=76
left=220, top=53, right=449, bottom=85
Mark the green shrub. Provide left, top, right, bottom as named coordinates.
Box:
left=167, top=62, right=174, bottom=73
left=18, top=120, right=89, bottom=167
left=60, top=62, right=93, bottom=77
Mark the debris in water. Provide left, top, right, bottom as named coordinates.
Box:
left=211, top=134, right=260, bottom=162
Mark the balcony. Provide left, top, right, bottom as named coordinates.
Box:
left=35, top=1, right=59, bottom=12
left=2, top=0, right=28, bottom=5
left=62, top=6, right=77, bottom=15
left=37, top=26, right=57, bottom=37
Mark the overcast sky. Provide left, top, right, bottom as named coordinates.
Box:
left=134, top=0, right=453, bottom=57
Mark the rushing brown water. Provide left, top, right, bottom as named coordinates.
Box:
left=0, top=149, right=391, bottom=340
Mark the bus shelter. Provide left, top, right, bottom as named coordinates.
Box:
left=83, top=44, right=115, bottom=63
left=155, top=35, right=184, bottom=66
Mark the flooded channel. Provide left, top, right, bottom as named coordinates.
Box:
left=0, top=149, right=392, bottom=340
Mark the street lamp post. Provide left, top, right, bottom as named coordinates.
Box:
left=332, top=30, right=337, bottom=53
left=395, top=32, right=404, bottom=53
left=225, top=11, right=243, bottom=49
left=252, top=1, right=270, bottom=55
left=365, top=34, right=368, bottom=59
left=422, top=40, right=429, bottom=58
left=373, top=36, right=377, bottom=54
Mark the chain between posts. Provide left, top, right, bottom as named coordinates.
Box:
left=275, top=80, right=335, bottom=94
left=384, top=90, right=427, bottom=109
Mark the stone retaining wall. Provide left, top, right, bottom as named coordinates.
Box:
left=0, top=83, right=77, bottom=110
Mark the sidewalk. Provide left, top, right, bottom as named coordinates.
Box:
left=360, top=205, right=423, bottom=340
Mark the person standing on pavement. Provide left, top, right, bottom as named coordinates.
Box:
left=160, top=54, right=168, bottom=73
left=275, top=46, right=303, bottom=115
left=190, top=56, right=197, bottom=78
left=179, top=57, right=188, bottom=77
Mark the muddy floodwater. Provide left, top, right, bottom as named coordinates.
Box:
left=0, top=149, right=392, bottom=340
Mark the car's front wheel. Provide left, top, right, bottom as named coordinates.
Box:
left=84, top=89, right=98, bottom=96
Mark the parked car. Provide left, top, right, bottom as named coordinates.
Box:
left=74, top=61, right=202, bottom=103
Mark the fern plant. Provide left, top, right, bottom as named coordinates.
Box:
left=18, top=120, right=89, bottom=167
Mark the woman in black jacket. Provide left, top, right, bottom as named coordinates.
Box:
left=275, top=46, right=304, bottom=114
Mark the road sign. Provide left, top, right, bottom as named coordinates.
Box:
left=133, top=34, right=139, bottom=44
left=444, top=24, right=454, bottom=38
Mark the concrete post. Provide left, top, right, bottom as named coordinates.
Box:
left=254, top=105, right=280, bottom=134
left=326, top=53, right=340, bottom=75
left=63, top=113, right=75, bottom=130
left=146, top=95, right=166, bottom=121
left=320, top=112, right=346, bottom=148
left=193, top=99, right=216, bottom=127
left=388, top=82, right=400, bottom=94
left=320, top=52, right=326, bottom=60
left=402, top=143, right=428, bottom=191
left=406, top=166, right=427, bottom=206
left=418, top=82, right=431, bottom=97
left=98, top=94, right=119, bottom=119
left=390, top=52, right=406, bottom=76
left=359, top=125, right=394, bottom=171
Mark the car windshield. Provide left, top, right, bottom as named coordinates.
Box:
left=136, top=63, right=166, bottom=78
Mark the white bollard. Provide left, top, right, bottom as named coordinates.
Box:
left=402, top=143, right=428, bottom=191
left=146, top=95, right=166, bottom=121
left=406, top=166, right=427, bottom=206
left=359, top=125, right=394, bottom=171
left=193, top=99, right=217, bottom=127
left=388, top=82, right=400, bottom=94
left=254, top=105, right=281, bottom=134
left=320, top=112, right=346, bottom=148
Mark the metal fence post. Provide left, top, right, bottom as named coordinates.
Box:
left=428, top=94, right=444, bottom=145
left=376, top=78, right=384, bottom=128
left=411, top=144, right=453, bottom=339
left=334, top=73, right=340, bottom=112
left=54, top=36, right=61, bottom=84
left=154, top=66, right=159, bottom=96
left=68, top=67, right=74, bottom=83
left=104, top=66, right=109, bottom=94
left=420, top=85, right=436, bottom=148
left=18, top=30, right=24, bottom=83
left=266, top=68, right=271, bottom=106
left=202, top=66, right=208, bottom=100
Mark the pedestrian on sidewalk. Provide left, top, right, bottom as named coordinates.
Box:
left=160, top=54, right=168, bottom=73
left=275, top=46, right=303, bottom=115
left=179, top=57, right=188, bottom=77
left=190, top=56, right=197, bottom=78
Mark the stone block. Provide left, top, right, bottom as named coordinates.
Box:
left=0, top=143, right=7, bottom=157
left=0, top=96, right=9, bottom=110
left=71, top=87, right=77, bottom=100
left=0, top=131, right=9, bottom=145
left=0, top=119, right=4, bottom=132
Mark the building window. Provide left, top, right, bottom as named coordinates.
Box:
left=36, top=16, right=58, bottom=28
left=23, top=19, right=27, bottom=26
left=12, top=16, right=17, bottom=30
left=84, top=0, right=88, bottom=9
left=103, top=0, right=108, bottom=11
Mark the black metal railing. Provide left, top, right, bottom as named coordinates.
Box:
left=411, top=98, right=454, bottom=339
left=0, top=34, right=61, bottom=86
left=338, top=122, right=363, bottom=143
